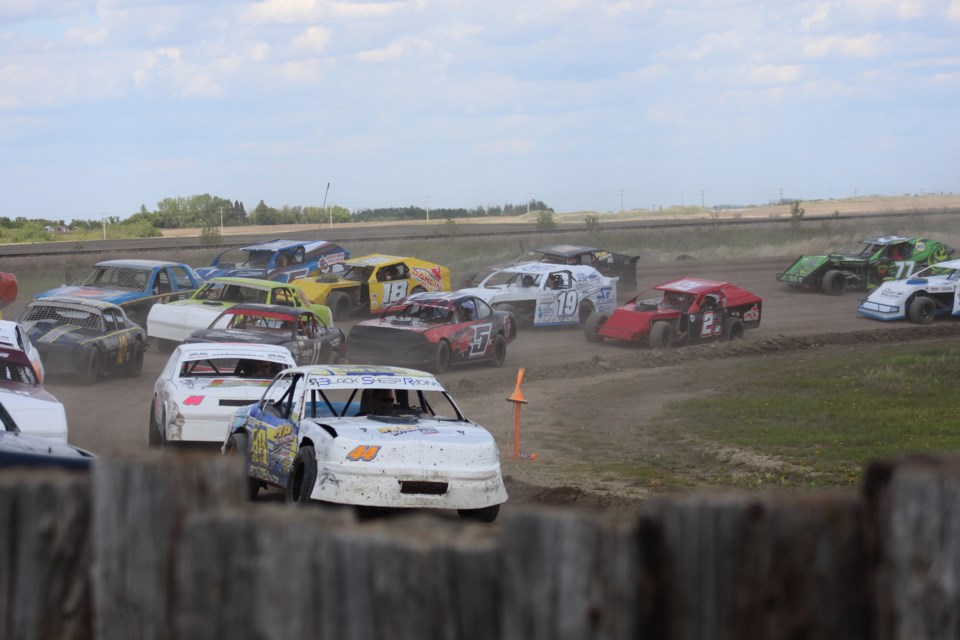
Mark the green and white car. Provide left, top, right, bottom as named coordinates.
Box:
left=146, top=277, right=331, bottom=350
left=776, top=235, right=954, bottom=295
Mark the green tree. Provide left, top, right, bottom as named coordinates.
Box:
left=536, top=210, right=556, bottom=230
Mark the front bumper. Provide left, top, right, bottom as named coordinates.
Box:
left=857, top=299, right=904, bottom=321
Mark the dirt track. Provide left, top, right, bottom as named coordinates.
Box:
left=43, top=256, right=958, bottom=506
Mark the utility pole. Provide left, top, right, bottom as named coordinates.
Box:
left=425, top=196, right=430, bottom=222
left=701, top=190, right=705, bottom=208
left=321, top=182, right=331, bottom=233
left=620, top=190, right=624, bottom=212
left=219, top=207, right=223, bottom=235
left=101, top=215, right=106, bottom=241
left=526, top=193, right=531, bottom=215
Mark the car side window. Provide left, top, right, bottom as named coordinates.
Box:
left=169, top=267, right=193, bottom=290
left=459, top=299, right=478, bottom=322
left=260, top=374, right=297, bottom=419
left=474, top=298, right=492, bottom=319
left=102, top=310, right=119, bottom=332
left=394, top=263, right=410, bottom=279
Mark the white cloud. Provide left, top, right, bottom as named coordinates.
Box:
left=803, top=33, right=885, bottom=58
left=292, top=25, right=331, bottom=52
left=355, top=36, right=439, bottom=62
left=800, top=3, right=831, bottom=31
left=949, top=0, right=960, bottom=21
left=750, top=64, right=802, bottom=85
left=250, top=42, right=271, bottom=62
left=65, top=25, right=107, bottom=46
left=242, top=0, right=416, bottom=25
left=688, top=31, right=744, bottom=61
left=475, top=138, right=536, bottom=155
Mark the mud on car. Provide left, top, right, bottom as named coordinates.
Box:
left=584, top=277, right=762, bottom=348
left=777, top=235, right=954, bottom=295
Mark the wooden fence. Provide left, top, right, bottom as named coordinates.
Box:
left=1, top=452, right=958, bottom=640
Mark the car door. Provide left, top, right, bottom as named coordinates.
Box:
left=692, top=293, right=725, bottom=341
left=535, top=270, right=578, bottom=325
left=247, top=372, right=303, bottom=485
left=453, top=298, right=493, bottom=362
left=372, top=263, right=411, bottom=312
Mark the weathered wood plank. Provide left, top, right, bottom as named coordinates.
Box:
left=501, top=505, right=647, bottom=640
left=90, top=452, right=246, bottom=640
left=174, top=508, right=501, bottom=640
left=0, top=469, right=92, bottom=640
left=641, top=491, right=868, bottom=640
left=864, top=454, right=960, bottom=640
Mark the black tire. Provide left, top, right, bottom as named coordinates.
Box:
left=723, top=318, right=745, bottom=341
left=286, top=445, right=317, bottom=505
left=458, top=504, right=500, bottom=523
left=326, top=291, right=350, bottom=321
left=584, top=312, right=607, bottom=343
left=488, top=335, right=506, bottom=367
left=124, top=340, right=145, bottom=377
left=148, top=404, right=161, bottom=448
left=224, top=431, right=260, bottom=500
left=908, top=296, right=936, bottom=324
left=157, top=338, right=177, bottom=354
left=80, top=349, right=101, bottom=385
left=578, top=301, right=594, bottom=326
left=648, top=322, right=674, bottom=349
left=821, top=270, right=847, bottom=295
left=433, top=340, right=451, bottom=374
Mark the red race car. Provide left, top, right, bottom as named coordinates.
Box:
left=347, top=291, right=517, bottom=373
left=584, top=277, right=762, bottom=348
left=0, top=273, right=17, bottom=319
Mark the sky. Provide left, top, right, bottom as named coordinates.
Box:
left=2, top=0, right=959, bottom=221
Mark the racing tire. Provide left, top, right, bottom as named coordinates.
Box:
left=578, top=301, right=595, bottom=327
left=433, top=340, right=451, bottom=374
left=458, top=504, right=500, bottom=523
left=821, top=270, right=847, bottom=295
left=584, top=312, right=607, bottom=343
left=124, top=340, right=145, bottom=378
left=908, top=296, right=936, bottom=325
left=286, top=445, right=317, bottom=505
left=80, top=349, right=101, bottom=385
left=648, top=322, right=674, bottom=349
left=148, top=405, right=162, bottom=448
left=157, top=339, right=177, bottom=354
left=326, top=291, right=350, bottom=322
left=488, top=335, right=507, bottom=368
left=224, top=431, right=260, bottom=500
left=496, top=303, right=523, bottom=326
left=723, top=318, right=745, bottom=341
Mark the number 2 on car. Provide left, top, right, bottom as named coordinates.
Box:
left=346, top=445, right=380, bottom=461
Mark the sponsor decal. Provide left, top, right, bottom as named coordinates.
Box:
left=411, top=266, right=444, bottom=291
left=915, top=241, right=926, bottom=253
left=346, top=445, right=381, bottom=461
left=183, top=395, right=204, bottom=406
left=377, top=425, right=439, bottom=437
left=744, top=305, right=760, bottom=321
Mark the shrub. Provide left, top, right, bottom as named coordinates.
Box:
left=536, top=210, right=556, bottom=230
left=200, top=224, right=223, bottom=246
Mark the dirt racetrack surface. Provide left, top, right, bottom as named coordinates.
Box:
left=43, top=256, right=960, bottom=510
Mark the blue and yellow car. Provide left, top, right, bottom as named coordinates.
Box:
left=16, top=297, right=147, bottom=385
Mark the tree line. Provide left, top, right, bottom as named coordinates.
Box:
left=0, top=195, right=554, bottom=242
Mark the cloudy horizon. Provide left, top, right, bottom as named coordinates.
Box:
left=2, top=0, right=959, bottom=221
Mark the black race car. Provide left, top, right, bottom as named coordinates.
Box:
left=16, top=297, right=147, bottom=385
left=461, top=244, right=638, bottom=289
left=347, top=291, right=517, bottom=373
left=184, top=303, right=345, bottom=365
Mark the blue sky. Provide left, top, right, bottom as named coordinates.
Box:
left=2, top=0, right=959, bottom=221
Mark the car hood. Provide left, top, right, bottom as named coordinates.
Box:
left=0, top=431, right=94, bottom=469
left=863, top=275, right=956, bottom=306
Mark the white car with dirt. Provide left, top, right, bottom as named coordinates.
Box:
left=223, top=364, right=508, bottom=522
left=457, top=262, right=618, bottom=327
left=150, top=343, right=296, bottom=447
left=858, top=259, right=960, bottom=324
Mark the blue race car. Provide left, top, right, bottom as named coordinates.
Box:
left=35, top=259, right=204, bottom=328
left=196, top=239, right=349, bottom=283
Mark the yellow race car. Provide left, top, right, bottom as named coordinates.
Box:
left=291, top=254, right=451, bottom=319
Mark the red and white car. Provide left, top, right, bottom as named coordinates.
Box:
left=150, top=343, right=296, bottom=447
left=584, top=277, right=762, bottom=348
left=0, top=321, right=67, bottom=442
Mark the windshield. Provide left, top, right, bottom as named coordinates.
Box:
left=340, top=265, right=374, bottom=281
left=75, top=266, right=151, bottom=291
left=382, top=303, right=453, bottom=323
left=178, top=356, right=285, bottom=379
left=20, top=304, right=104, bottom=331
left=484, top=271, right=541, bottom=288
left=303, top=386, right=466, bottom=421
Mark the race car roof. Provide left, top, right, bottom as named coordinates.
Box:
left=0, top=321, right=22, bottom=351
left=930, top=259, right=960, bottom=270
left=219, top=303, right=316, bottom=319
left=501, top=262, right=602, bottom=277
left=395, top=291, right=476, bottom=306
left=860, top=235, right=913, bottom=245
left=175, top=343, right=296, bottom=363
left=239, top=239, right=337, bottom=252
left=203, top=276, right=293, bottom=289
left=95, top=259, right=187, bottom=268
left=534, top=244, right=598, bottom=256
left=0, top=346, right=33, bottom=367
left=291, top=364, right=447, bottom=390
left=655, top=278, right=730, bottom=294
left=23, top=296, right=119, bottom=312
left=343, top=254, right=408, bottom=266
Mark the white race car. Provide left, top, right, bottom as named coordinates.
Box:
left=223, top=365, right=508, bottom=522
left=858, top=259, right=960, bottom=324
left=150, top=343, right=296, bottom=447
left=457, top=262, right=618, bottom=327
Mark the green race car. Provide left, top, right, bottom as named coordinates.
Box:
left=776, top=235, right=954, bottom=295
